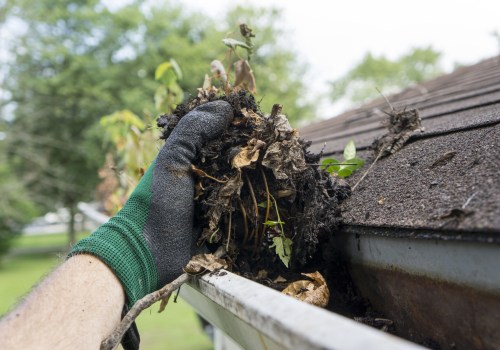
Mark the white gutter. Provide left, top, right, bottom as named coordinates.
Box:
left=181, top=270, right=426, bottom=350
left=77, top=202, right=427, bottom=349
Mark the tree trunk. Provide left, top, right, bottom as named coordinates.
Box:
left=68, top=203, right=76, bottom=247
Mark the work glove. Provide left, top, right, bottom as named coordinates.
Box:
left=69, top=101, right=233, bottom=349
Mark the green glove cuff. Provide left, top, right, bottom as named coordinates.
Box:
left=69, top=162, right=160, bottom=307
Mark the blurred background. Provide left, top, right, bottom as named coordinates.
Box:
left=0, top=0, right=498, bottom=348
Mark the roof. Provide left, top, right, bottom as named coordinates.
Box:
left=300, top=56, right=500, bottom=238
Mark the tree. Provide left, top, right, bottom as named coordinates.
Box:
left=0, top=137, right=38, bottom=263
left=330, top=47, right=443, bottom=106
left=2, top=0, right=314, bottom=244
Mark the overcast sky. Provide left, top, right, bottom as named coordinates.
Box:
left=181, top=0, right=500, bottom=117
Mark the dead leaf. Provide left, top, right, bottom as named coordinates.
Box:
left=282, top=271, right=329, bottom=307
left=184, top=253, right=228, bottom=275
left=232, top=138, right=266, bottom=169
left=234, top=59, right=256, bottom=93
left=374, top=107, right=424, bottom=157
left=197, top=171, right=244, bottom=245
left=240, top=108, right=263, bottom=125
left=262, top=140, right=307, bottom=180
left=273, top=275, right=287, bottom=283
left=272, top=114, right=294, bottom=141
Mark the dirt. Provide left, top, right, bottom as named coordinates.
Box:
left=158, top=90, right=350, bottom=279
left=157, top=91, right=401, bottom=335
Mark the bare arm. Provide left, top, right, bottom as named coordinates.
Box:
left=0, top=254, right=125, bottom=350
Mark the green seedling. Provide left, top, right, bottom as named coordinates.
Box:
left=321, top=140, right=365, bottom=178
left=263, top=195, right=292, bottom=267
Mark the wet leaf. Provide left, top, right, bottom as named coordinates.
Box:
left=344, top=140, right=356, bottom=160
left=282, top=271, right=330, bottom=307
left=270, top=236, right=292, bottom=267
left=234, top=59, right=256, bottom=93
left=184, top=254, right=228, bottom=275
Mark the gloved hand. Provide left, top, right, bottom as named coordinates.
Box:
left=69, top=101, right=233, bottom=349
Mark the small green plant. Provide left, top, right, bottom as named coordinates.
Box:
left=263, top=195, right=292, bottom=267
left=321, top=140, right=365, bottom=178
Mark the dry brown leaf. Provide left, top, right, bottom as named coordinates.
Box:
left=273, top=275, right=287, bottom=283
left=184, top=253, right=228, bottom=275
left=282, top=271, right=329, bottom=307
left=232, top=138, right=266, bottom=169
left=240, top=108, right=263, bottom=125
left=234, top=59, right=256, bottom=93
left=262, top=140, right=307, bottom=180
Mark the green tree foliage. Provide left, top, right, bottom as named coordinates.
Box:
left=2, top=0, right=313, bottom=244
left=331, top=47, right=443, bottom=105
left=0, top=138, right=38, bottom=261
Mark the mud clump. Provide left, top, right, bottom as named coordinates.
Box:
left=158, top=90, right=350, bottom=281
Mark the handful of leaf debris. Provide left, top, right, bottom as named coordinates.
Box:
left=157, top=91, right=350, bottom=282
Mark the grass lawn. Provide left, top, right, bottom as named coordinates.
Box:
left=0, top=233, right=213, bottom=350
left=12, top=231, right=90, bottom=250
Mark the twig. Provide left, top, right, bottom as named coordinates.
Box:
left=352, top=153, right=382, bottom=191
left=239, top=199, right=249, bottom=244
left=308, top=163, right=360, bottom=166
left=462, top=192, right=478, bottom=209
left=259, top=168, right=271, bottom=251
left=190, top=165, right=228, bottom=184
left=245, top=173, right=259, bottom=221
left=226, top=211, right=232, bottom=251
left=376, top=87, right=394, bottom=111
left=100, top=273, right=190, bottom=350
left=101, top=248, right=227, bottom=350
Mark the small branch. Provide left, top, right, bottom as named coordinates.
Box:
left=352, top=153, right=382, bottom=191
left=258, top=168, right=271, bottom=253
left=308, top=163, right=360, bottom=167
left=239, top=199, right=249, bottom=244
left=245, top=173, right=259, bottom=221
left=101, top=249, right=227, bottom=350
left=226, top=211, right=232, bottom=251
left=100, top=273, right=190, bottom=350
left=191, top=165, right=228, bottom=183
left=462, top=191, right=478, bottom=209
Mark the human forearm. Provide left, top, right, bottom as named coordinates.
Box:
left=0, top=254, right=125, bottom=350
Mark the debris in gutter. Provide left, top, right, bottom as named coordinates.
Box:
left=159, top=90, right=349, bottom=304
left=352, top=103, right=424, bottom=191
